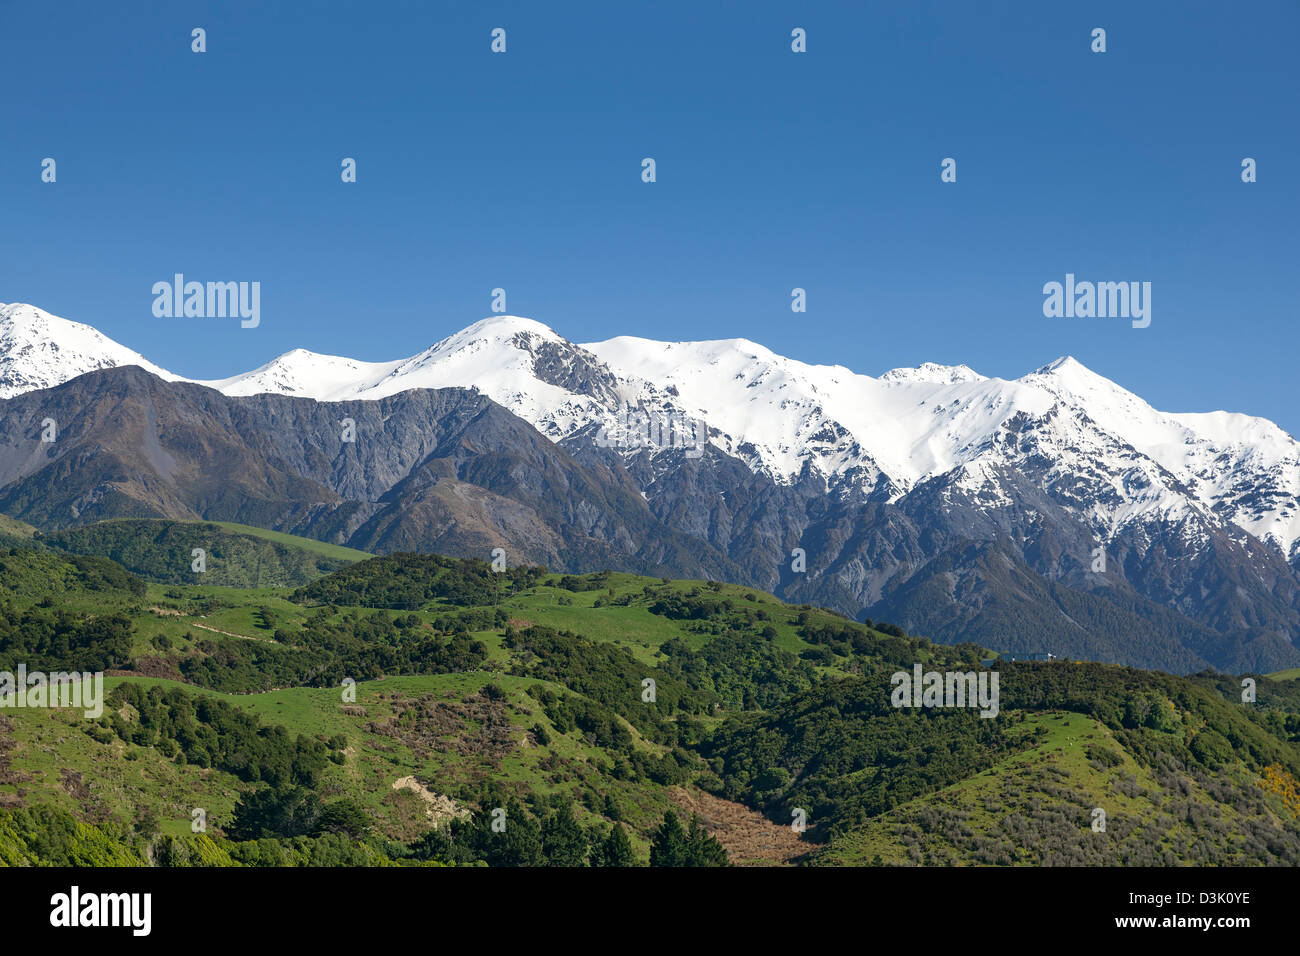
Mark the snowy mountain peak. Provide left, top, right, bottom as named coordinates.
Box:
left=1017, top=354, right=1300, bottom=558
left=1026, top=355, right=1111, bottom=385
left=0, top=302, right=178, bottom=399
left=1035, top=355, right=1083, bottom=372
left=201, top=348, right=398, bottom=401
left=2, top=302, right=102, bottom=343
left=880, top=362, right=986, bottom=386
left=4, top=300, right=1300, bottom=562
left=1019, top=355, right=1159, bottom=430
left=428, top=314, right=565, bottom=352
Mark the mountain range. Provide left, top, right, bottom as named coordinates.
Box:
left=3, top=300, right=1299, bottom=673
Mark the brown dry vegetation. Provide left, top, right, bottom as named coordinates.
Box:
left=669, top=786, right=810, bottom=866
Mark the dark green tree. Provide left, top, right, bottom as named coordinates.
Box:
left=684, top=814, right=729, bottom=866
left=649, top=810, right=689, bottom=866
left=540, top=799, right=588, bottom=866
left=592, top=822, right=636, bottom=867
left=465, top=798, right=543, bottom=867
left=228, top=786, right=321, bottom=840
left=314, top=798, right=371, bottom=838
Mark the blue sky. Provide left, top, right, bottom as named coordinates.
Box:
left=2, top=1, right=1296, bottom=430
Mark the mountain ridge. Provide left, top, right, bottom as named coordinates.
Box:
left=4, top=301, right=1300, bottom=672
left=5, top=301, right=1297, bottom=558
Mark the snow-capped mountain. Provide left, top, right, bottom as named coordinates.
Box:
left=1019, top=357, right=1300, bottom=561
left=2, top=301, right=1298, bottom=560
left=4, top=300, right=1300, bottom=671
left=205, top=315, right=630, bottom=442
left=583, top=335, right=1053, bottom=499
left=222, top=322, right=1300, bottom=565
left=0, top=303, right=180, bottom=399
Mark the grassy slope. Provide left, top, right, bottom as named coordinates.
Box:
left=0, top=514, right=36, bottom=539
left=812, top=707, right=1300, bottom=865
left=0, top=548, right=899, bottom=861
left=815, top=713, right=1178, bottom=864
left=4, top=534, right=1300, bottom=866
left=43, top=518, right=366, bottom=588
left=211, top=522, right=373, bottom=562
left=6, top=671, right=677, bottom=856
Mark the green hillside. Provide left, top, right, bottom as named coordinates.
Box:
left=0, top=513, right=37, bottom=549
left=3, top=540, right=1300, bottom=867
left=211, top=522, right=373, bottom=563
left=43, top=518, right=366, bottom=588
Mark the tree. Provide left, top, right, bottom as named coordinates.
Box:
left=684, top=814, right=729, bottom=867
left=1189, top=729, right=1233, bottom=768
left=592, top=823, right=636, bottom=867
left=228, top=786, right=321, bottom=841
left=601, top=793, right=623, bottom=821
left=314, top=798, right=370, bottom=838
left=649, top=810, right=688, bottom=866
left=467, top=798, right=542, bottom=867
left=540, top=800, right=588, bottom=866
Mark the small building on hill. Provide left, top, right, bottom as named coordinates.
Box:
left=982, top=651, right=1058, bottom=666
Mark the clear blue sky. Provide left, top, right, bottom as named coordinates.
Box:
left=2, top=1, right=1296, bottom=430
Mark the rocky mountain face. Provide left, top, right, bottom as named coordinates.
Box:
left=2, top=301, right=1298, bottom=672
left=0, top=367, right=741, bottom=582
